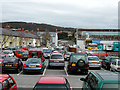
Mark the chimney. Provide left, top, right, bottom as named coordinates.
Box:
left=37, top=28, right=39, bottom=32
left=5, top=25, right=10, bottom=30
left=22, top=28, right=24, bottom=32
left=31, top=30, right=34, bottom=34
left=25, top=30, right=29, bottom=33
left=18, top=28, right=21, bottom=31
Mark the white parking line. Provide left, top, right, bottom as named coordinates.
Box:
left=64, top=67, right=69, bottom=76
left=42, top=67, right=47, bottom=76
left=17, top=71, right=23, bottom=76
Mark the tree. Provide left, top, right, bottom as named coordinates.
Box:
left=42, top=29, right=52, bottom=46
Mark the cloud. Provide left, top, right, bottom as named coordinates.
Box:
left=1, top=0, right=119, bottom=28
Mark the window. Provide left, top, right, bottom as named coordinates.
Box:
left=51, top=55, right=63, bottom=59
left=3, top=80, right=11, bottom=90
left=7, top=77, right=15, bottom=86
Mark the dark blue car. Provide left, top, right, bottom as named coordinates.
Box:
left=23, top=58, right=45, bottom=74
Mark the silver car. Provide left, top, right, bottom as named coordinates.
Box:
left=48, top=53, right=65, bottom=68
left=88, top=56, right=101, bottom=69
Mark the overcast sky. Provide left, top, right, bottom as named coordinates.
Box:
left=0, top=0, right=119, bottom=29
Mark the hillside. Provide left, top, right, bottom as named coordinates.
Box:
left=1, top=22, right=76, bottom=32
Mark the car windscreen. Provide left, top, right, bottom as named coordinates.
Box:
left=102, top=83, right=120, bottom=89
left=110, top=58, right=120, bottom=62
left=3, top=58, right=16, bottom=63
left=17, top=51, right=24, bottom=53
left=26, top=58, right=41, bottom=64
left=51, top=55, right=63, bottom=59
left=43, top=49, right=51, bottom=53
left=88, top=57, right=99, bottom=61
left=72, top=55, right=86, bottom=62
left=3, top=51, right=10, bottom=54
left=34, top=84, right=68, bottom=90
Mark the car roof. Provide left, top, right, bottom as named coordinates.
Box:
left=0, top=74, right=9, bottom=82
left=51, top=53, right=63, bottom=55
left=93, top=71, right=119, bottom=81
left=38, top=76, right=66, bottom=84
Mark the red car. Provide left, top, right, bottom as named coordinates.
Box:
left=33, top=76, right=71, bottom=90
left=0, top=59, right=4, bottom=66
left=15, top=50, right=26, bottom=58
left=0, top=74, right=17, bottom=90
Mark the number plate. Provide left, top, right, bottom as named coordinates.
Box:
left=72, top=64, right=76, bottom=66
left=29, top=65, right=36, bottom=67
left=24, top=55, right=28, bottom=57
left=54, top=61, right=59, bottom=62
left=5, top=65, right=12, bottom=67
left=92, top=62, right=97, bottom=64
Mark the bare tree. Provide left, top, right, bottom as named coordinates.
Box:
left=42, top=29, right=52, bottom=46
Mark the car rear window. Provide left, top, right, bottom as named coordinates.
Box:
left=72, top=55, right=86, bottom=62
left=88, top=57, right=99, bottom=61
left=102, top=83, right=120, bottom=89
left=51, top=55, right=63, bottom=59
left=26, top=59, right=41, bottom=64
left=34, top=84, right=68, bottom=90
left=17, top=51, right=24, bottom=53
left=3, top=58, right=16, bottom=63
left=43, top=49, right=51, bottom=53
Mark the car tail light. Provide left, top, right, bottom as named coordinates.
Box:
left=2, top=64, right=4, bottom=66
left=106, top=53, right=108, bottom=56
left=49, top=60, right=54, bottom=62
left=23, top=64, right=27, bottom=67
left=88, top=62, right=89, bottom=66
left=59, top=61, right=64, bottom=63
left=99, top=61, right=101, bottom=64
left=39, top=64, right=42, bottom=67
left=69, top=62, right=71, bottom=65
left=13, top=64, right=18, bottom=67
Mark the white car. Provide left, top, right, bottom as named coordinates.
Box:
left=110, top=58, right=120, bottom=72
left=2, top=50, right=14, bottom=57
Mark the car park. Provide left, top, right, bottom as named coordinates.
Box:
left=2, top=50, right=14, bottom=57
left=80, top=71, right=120, bottom=89
left=88, top=56, right=101, bottom=69
left=33, top=76, right=71, bottom=90
left=102, top=56, right=119, bottom=70
left=0, top=74, right=17, bottom=90
left=67, top=53, right=89, bottom=74
left=110, top=58, right=120, bottom=72
left=23, top=58, right=45, bottom=74
left=2, top=57, right=23, bottom=73
left=48, top=53, right=65, bottom=68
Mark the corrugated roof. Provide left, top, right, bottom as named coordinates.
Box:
left=0, top=28, right=39, bottom=39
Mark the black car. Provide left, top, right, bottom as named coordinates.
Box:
left=2, top=57, right=23, bottom=73
left=67, top=53, right=89, bottom=74
left=102, top=56, right=120, bottom=70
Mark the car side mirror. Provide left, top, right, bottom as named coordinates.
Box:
left=80, top=78, right=86, bottom=82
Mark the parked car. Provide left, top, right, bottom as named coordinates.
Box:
left=48, top=53, right=65, bottom=68
left=88, top=56, right=101, bottom=69
left=2, top=50, right=14, bottom=57
left=64, top=52, right=74, bottom=61
left=0, top=54, right=7, bottom=59
left=110, top=58, right=120, bottom=72
left=80, top=71, right=120, bottom=90
left=2, top=57, right=23, bottom=73
left=21, top=51, right=29, bottom=61
left=67, top=53, right=89, bottom=74
left=23, top=58, right=45, bottom=74
left=0, top=74, right=17, bottom=90
left=102, top=56, right=119, bottom=70
left=33, top=76, right=71, bottom=90
left=15, top=50, right=26, bottom=58
left=43, top=49, right=52, bottom=59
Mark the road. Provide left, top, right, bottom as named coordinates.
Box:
left=9, top=59, right=107, bottom=89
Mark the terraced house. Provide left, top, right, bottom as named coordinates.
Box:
left=0, top=27, right=41, bottom=49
